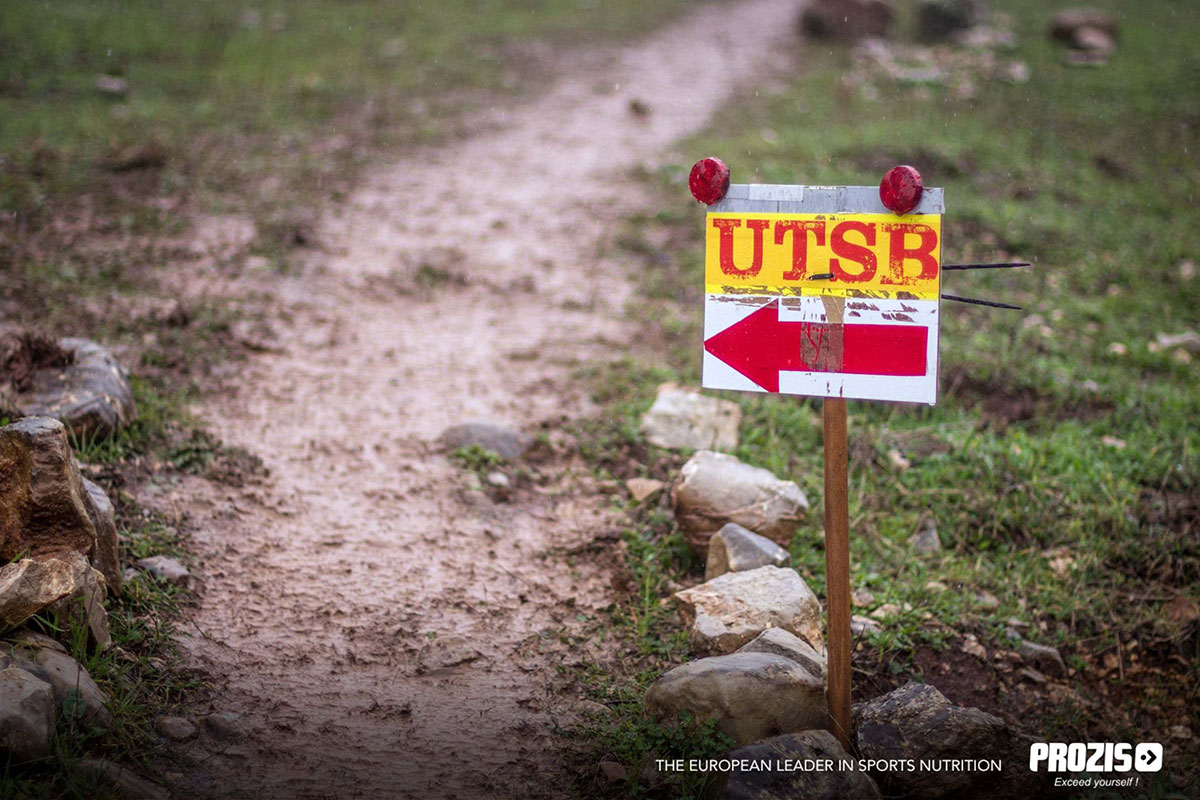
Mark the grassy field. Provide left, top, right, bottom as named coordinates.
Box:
left=0, top=0, right=690, bottom=332
left=573, top=0, right=1199, bottom=796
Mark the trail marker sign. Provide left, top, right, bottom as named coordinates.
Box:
left=701, top=184, right=945, bottom=404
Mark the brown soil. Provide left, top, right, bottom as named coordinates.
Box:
left=139, top=3, right=800, bottom=798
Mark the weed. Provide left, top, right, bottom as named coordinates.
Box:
left=450, top=444, right=506, bottom=473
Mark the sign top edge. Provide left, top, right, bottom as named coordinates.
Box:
left=713, top=184, right=944, bottom=215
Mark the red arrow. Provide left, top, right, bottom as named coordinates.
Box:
left=704, top=300, right=928, bottom=392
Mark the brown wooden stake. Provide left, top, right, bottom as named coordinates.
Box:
left=823, top=396, right=852, bottom=751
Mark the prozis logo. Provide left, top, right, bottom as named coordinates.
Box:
left=1030, top=742, right=1164, bottom=773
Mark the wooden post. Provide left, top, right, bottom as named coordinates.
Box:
left=823, top=396, right=852, bottom=751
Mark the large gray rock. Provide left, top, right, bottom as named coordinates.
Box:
left=0, top=667, right=54, bottom=763
left=439, top=421, right=532, bottom=460
left=75, top=759, right=170, bottom=800
left=672, top=451, right=807, bottom=556
left=16, top=339, right=136, bottom=438
left=639, top=385, right=741, bottom=452
left=645, top=652, right=827, bottom=747
left=82, top=478, right=121, bottom=592
left=675, top=566, right=823, bottom=655
left=706, top=523, right=790, bottom=580
left=45, top=551, right=111, bottom=652
left=1, top=639, right=110, bottom=728
left=715, top=729, right=882, bottom=799
left=0, top=558, right=77, bottom=630
left=738, top=628, right=826, bottom=680
left=0, top=417, right=99, bottom=562
left=854, top=682, right=1051, bottom=799
left=800, top=0, right=894, bottom=41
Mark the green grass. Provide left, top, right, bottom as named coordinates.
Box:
left=574, top=0, right=1200, bottom=793
left=0, top=0, right=691, bottom=227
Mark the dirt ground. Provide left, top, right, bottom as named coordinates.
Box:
left=135, top=2, right=800, bottom=797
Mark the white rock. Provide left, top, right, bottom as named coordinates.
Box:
left=672, top=451, right=808, bottom=556
left=136, top=555, right=190, bottom=587
left=674, top=566, right=823, bottom=655
left=645, top=652, right=827, bottom=746
left=640, top=385, right=741, bottom=452
left=705, top=523, right=790, bottom=580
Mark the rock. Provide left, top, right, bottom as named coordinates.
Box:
left=200, top=711, right=243, bottom=741
left=714, top=729, right=882, bottom=799
left=1048, top=8, right=1119, bottom=43
left=155, top=715, right=198, bottom=741
left=15, top=339, right=136, bottom=438
left=645, top=652, right=827, bottom=747
left=94, top=75, right=130, bottom=97
left=439, top=421, right=532, bottom=460
left=7, top=629, right=67, bottom=654
left=639, top=385, right=741, bottom=452
left=674, top=566, right=823, bottom=655
left=1071, top=25, right=1116, bottom=54
left=0, top=667, right=54, bottom=762
left=0, top=417, right=99, bottom=563
left=974, top=590, right=1000, bottom=610
left=597, top=760, right=627, bottom=783
left=1017, top=639, right=1065, bottom=676
left=800, top=0, right=895, bottom=41
left=0, top=558, right=76, bottom=630
left=909, top=517, right=941, bottom=555
left=852, top=588, right=876, bottom=607
left=135, top=555, right=190, bottom=587
left=851, top=615, right=881, bottom=636
left=75, top=759, right=170, bottom=800
left=45, top=551, right=111, bottom=651
left=484, top=470, right=510, bottom=489
left=916, top=0, right=984, bottom=43
left=854, top=682, right=1049, bottom=799
left=417, top=633, right=481, bottom=673
left=82, top=479, right=121, bottom=593
left=1156, top=331, right=1200, bottom=353
left=672, top=451, right=808, bottom=556
left=625, top=478, right=665, bottom=502
left=705, top=523, right=790, bottom=580
left=1, top=639, right=110, bottom=727
left=738, top=628, right=826, bottom=679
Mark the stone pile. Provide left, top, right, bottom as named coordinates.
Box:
left=634, top=391, right=1057, bottom=799
left=0, top=339, right=179, bottom=790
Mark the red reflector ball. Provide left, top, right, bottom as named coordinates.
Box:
left=880, top=165, right=924, bottom=215
left=689, top=157, right=730, bottom=205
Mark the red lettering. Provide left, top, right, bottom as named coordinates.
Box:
left=829, top=221, right=877, bottom=282
left=882, top=223, right=939, bottom=284
left=713, top=218, right=770, bottom=277
left=774, top=220, right=826, bottom=280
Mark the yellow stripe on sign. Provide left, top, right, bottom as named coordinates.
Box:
left=704, top=212, right=942, bottom=301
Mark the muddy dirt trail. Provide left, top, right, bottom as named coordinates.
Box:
left=164, top=2, right=797, bottom=797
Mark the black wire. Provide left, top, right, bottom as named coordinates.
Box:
left=941, top=293, right=1022, bottom=310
